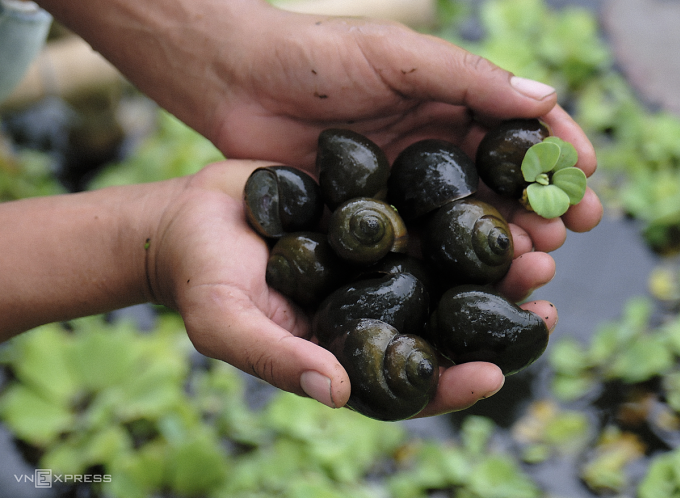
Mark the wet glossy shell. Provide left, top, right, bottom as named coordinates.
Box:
left=323, top=318, right=439, bottom=421
left=316, top=129, right=390, bottom=210
left=425, top=285, right=549, bottom=375
left=387, top=139, right=478, bottom=220
left=265, top=232, right=348, bottom=307
left=327, top=197, right=408, bottom=265
left=476, top=119, right=551, bottom=198
left=355, top=253, right=439, bottom=303
left=422, top=198, right=513, bottom=285
left=313, top=272, right=429, bottom=346
left=244, top=166, right=324, bottom=238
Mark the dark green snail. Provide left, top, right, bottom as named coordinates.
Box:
left=475, top=118, right=551, bottom=199
left=313, top=273, right=436, bottom=420
left=387, top=139, right=479, bottom=221
left=422, top=198, right=514, bottom=285
left=322, top=318, right=439, bottom=421
left=243, top=166, right=324, bottom=239
left=316, top=129, right=391, bottom=210
left=425, top=285, right=550, bottom=375
left=327, top=197, right=408, bottom=265
left=313, top=272, right=430, bottom=346
left=265, top=232, right=348, bottom=307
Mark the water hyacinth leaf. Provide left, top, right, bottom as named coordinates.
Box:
left=552, top=167, right=587, bottom=205
left=638, top=448, right=680, bottom=498
left=606, top=335, right=674, bottom=383
left=0, top=384, right=75, bottom=445
left=526, top=183, right=571, bottom=218
left=468, top=455, right=541, bottom=498
left=544, top=136, right=579, bottom=171
left=522, top=141, right=561, bottom=182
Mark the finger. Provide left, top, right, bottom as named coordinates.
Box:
left=509, top=208, right=567, bottom=253
left=520, top=299, right=559, bottom=334
left=414, top=362, right=505, bottom=418
left=541, top=105, right=597, bottom=177
left=362, top=30, right=558, bottom=119
left=510, top=223, right=534, bottom=257
left=495, top=251, right=556, bottom=302
left=561, top=187, right=604, bottom=233
left=181, top=285, right=351, bottom=409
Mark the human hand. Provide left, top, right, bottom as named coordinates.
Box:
left=42, top=0, right=601, bottom=281
left=203, top=2, right=602, bottom=254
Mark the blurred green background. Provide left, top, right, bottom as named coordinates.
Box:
left=1, top=0, right=680, bottom=496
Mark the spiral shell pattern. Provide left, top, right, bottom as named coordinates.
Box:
left=328, top=197, right=408, bottom=265
left=326, top=318, right=439, bottom=421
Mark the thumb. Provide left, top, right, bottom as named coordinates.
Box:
left=361, top=27, right=557, bottom=119
left=181, top=286, right=351, bottom=409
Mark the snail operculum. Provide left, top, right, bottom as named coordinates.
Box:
left=422, top=198, right=514, bottom=285
left=316, top=129, right=390, bottom=211
left=266, top=232, right=348, bottom=307
left=425, top=285, right=549, bottom=375
left=327, top=197, right=408, bottom=265
left=243, top=166, right=324, bottom=238
left=387, top=139, right=479, bottom=221
left=324, top=318, right=439, bottom=421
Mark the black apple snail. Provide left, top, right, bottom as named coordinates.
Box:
left=316, top=128, right=391, bottom=211
left=327, top=197, right=408, bottom=265
left=425, top=285, right=550, bottom=376
left=243, top=165, right=324, bottom=239
left=322, top=318, right=439, bottom=421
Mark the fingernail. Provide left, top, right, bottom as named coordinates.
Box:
left=510, top=76, right=556, bottom=101
left=300, top=371, right=336, bottom=408
left=482, top=375, right=505, bottom=399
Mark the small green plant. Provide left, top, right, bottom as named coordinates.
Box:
left=520, top=137, right=586, bottom=218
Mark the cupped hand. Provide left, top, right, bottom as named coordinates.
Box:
left=206, top=3, right=601, bottom=242
left=147, top=160, right=559, bottom=417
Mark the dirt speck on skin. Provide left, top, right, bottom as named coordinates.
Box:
left=314, top=92, right=328, bottom=99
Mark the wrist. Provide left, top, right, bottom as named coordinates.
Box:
left=0, top=178, right=185, bottom=339
left=34, top=0, right=273, bottom=141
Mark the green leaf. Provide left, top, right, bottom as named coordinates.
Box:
left=638, top=448, right=680, bottom=498
left=526, top=183, right=571, bottom=218
left=544, top=136, right=579, bottom=170
left=167, top=431, right=229, bottom=496
left=0, top=384, right=74, bottom=445
left=522, top=141, right=561, bottom=181
left=552, top=167, right=587, bottom=204
left=468, top=455, right=541, bottom=498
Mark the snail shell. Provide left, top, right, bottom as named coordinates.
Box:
left=387, top=139, right=478, bottom=220
left=266, top=232, right=348, bottom=307
left=323, top=318, right=439, bottom=421
left=327, top=197, right=408, bottom=265
left=475, top=119, right=551, bottom=199
left=313, top=272, right=429, bottom=347
left=422, top=198, right=513, bottom=285
left=244, top=166, right=324, bottom=238
left=425, top=285, right=549, bottom=375
left=316, top=129, right=391, bottom=210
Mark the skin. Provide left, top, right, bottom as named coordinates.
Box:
left=4, top=0, right=604, bottom=416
